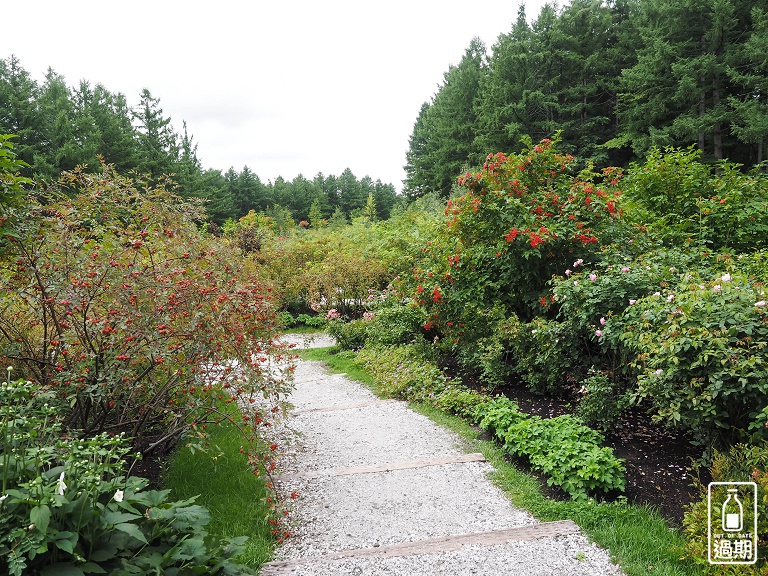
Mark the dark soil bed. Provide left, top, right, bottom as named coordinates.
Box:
left=441, top=357, right=703, bottom=527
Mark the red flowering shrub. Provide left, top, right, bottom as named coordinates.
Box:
left=412, top=137, right=632, bottom=354
left=0, top=164, right=291, bottom=459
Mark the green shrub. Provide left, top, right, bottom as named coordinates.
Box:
left=326, top=318, right=369, bottom=350
left=503, top=414, right=626, bottom=499
left=355, top=345, right=448, bottom=401
left=0, top=377, right=254, bottom=576
left=502, top=315, right=583, bottom=395
left=296, top=313, right=325, bottom=328
left=476, top=397, right=625, bottom=499
left=476, top=397, right=526, bottom=437
left=364, top=304, right=425, bottom=347
left=618, top=271, right=768, bottom=449
left=575, top=369, right=630, bottom=432
left=622, top=145, right=768, bottom=252
left=431, top=386, right=490, bottom=423
left=278, top=311, right=297, bottom=328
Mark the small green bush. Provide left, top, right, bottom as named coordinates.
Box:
left=364, top=305, right=425, bottom=347
left=575, top=369, right=629, bottom=432
left=476, top=397, right=526, bottom=436
left=477, top=397, right=625, bottom=499
left=278, top=311, right=297, bottom=328
left=327, top=318, right=369, bottom=350
left=431, top=386, right=490, bottom=423
left=355, top=345, right=448, bottom=400
left=296, top=313, right=325, bottom=328
left=0, top=377, right=254, bottom=576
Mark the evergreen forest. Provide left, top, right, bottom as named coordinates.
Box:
left=0, top=56, right=398, bottom=226
left=404, top=0, right=768, bottom=198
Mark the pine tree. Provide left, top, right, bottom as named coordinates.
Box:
left=133, top=88, right=179, bottom=178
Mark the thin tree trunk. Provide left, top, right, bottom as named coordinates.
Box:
left=713, top=74, right=722, bottom=160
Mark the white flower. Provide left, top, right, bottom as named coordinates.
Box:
left=629, top=299, right=637, bottom=305
left=56, top=471, right=67, bottom=496
left=667, top=294, right=675, bottom=302
left=756, top=301, right=766, bottom=307
left=114, top=489, right=124, bottom=503
left=653, top=291, right=661, bottom=297
left=722, top=273, right=732, bottom=282
left=655, top=369, right=663, bottom=375
left=0, top=494, right=8, bottom=503
left=565, top=269, right=572, bottom=276
left=713, top=284, right=722, bottom=292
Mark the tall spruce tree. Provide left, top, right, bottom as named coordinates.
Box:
left=133, top=88, right=179, bottom=178
left=618, top=0, right=752, bottom=161
left=404, top=38, right=486, bottom=198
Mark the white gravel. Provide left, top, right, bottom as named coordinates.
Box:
left=262, top=335, right=624, bottom=575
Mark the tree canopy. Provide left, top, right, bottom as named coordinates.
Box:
left=404, top=0, right=768, bottom=198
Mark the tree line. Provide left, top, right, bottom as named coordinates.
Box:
left=0, top=55, right=398, bottom=225
left=404, top=0, right=768, bottom=198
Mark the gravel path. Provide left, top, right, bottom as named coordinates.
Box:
left=261, top=335, right=624, bottom=575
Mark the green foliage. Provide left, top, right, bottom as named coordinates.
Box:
left=0, top=135, right=31, bottom=248
left=0, top=164, right=290, bottom=456
left=622, top=146, right=768, bottom=251
left=355, top=345, right=448, bottom=401
left=618, top=271, right=768, bottom=449
left=0, top=377, right=254, bottom=576
left=683, top=442, right=768, bottom=573
left=575, top=369, right=630, bottom=432
left=502, top=414, right=626, bottom=499
left=476, top=397, right=527, bottom=436
left=475, top=396, right=626, bottom=499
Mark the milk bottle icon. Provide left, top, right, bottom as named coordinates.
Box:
left=722, top=488, right=743, bottom=532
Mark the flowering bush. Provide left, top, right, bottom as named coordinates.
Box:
left=618, top=272, right=768, bottom=448
left=0, top=376, right=254, bottom=576
left=410, top=137, right=633, bottom=367
left=0, top=164, right=291, bottom=457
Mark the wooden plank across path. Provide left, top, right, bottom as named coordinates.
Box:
left=260, top=520, right=580, bottom=575
left=274, top=452, right=487, bottom=482
left=291, top=399, right=397, bottom=415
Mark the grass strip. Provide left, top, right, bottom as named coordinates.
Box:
left=300, top=345, right=704, bottom=576
left=163, top=405, right=275, bottom=569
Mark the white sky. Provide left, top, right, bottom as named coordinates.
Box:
left=3, top=1, right=549, bottom=192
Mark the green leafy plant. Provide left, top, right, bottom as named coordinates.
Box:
left=618, top=271, right=768, bottom=449
left=476, top=397, right=625, bottom=499
left=0, top=164, right=291, bottom=457
left=575, top=369, right=629, bottom=432
left=295, top=313, right=324, bottom=328
left=355, top=344, right=448, bottom=401
left=0, top=376, right=255, bottom=576
left=502, top=414, right=626, bottom=499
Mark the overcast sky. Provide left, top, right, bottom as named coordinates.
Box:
left=3, top=1, right=549, bottom=192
